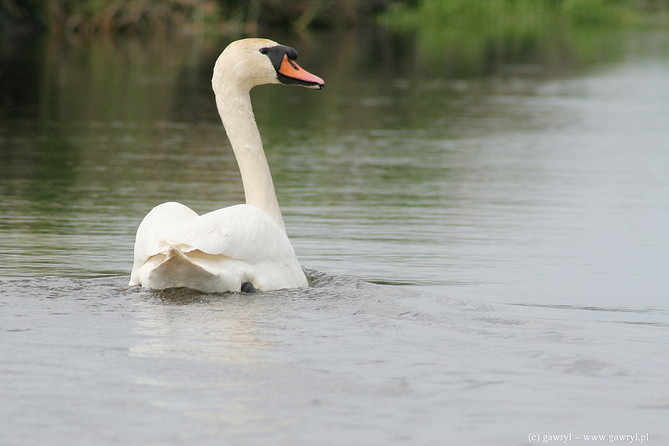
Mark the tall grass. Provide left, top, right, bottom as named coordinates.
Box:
left=32, top=0, right=373, bottom=35
left=381, top=0, right=641, bottom=29
left=377, top=0, right=651, bottom=79
left=13, top=0, right=659, bottom=36
left=47, top=0, right=222, bottom=35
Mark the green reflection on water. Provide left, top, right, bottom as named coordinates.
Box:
left=0, top=24, right=660, bottom=278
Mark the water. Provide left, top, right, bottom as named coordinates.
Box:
left=1, top=26, right=668, bottom=445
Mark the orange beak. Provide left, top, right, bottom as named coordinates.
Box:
left=278, top=54, right=325, bottom=90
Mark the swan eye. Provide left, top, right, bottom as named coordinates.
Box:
left=259, top=47, right=268, bottom=55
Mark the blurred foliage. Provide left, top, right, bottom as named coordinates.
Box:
left=2, top=0, right=668, bottom=36
left=45, top=0, right=220, bottom=34
left=376, top=0, right=669, bottom=81
left=381, top=0, right=669, bottom=28
left=1, top=0, right=390, bottom=35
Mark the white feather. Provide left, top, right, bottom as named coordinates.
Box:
left=130, top=203, right=307, bottom=292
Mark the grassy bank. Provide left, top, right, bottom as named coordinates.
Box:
left=3, top=0, right=667, bottom=37
left=373, top=0, right=669, bottom=80
left=380, top=0, right=668, bottom=28
left=2, top=0, right=388, bottom=36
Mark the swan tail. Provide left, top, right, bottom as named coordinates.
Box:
left=145, top=247, right=243, bottom=293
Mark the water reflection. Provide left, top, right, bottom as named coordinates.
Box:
left=126, top=287, right=289, bottom=435
left=130, top=290, right=271, bottom=365
left=1, top=25, right=668, bottom=309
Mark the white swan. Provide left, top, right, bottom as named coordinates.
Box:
left=129, top=38, right=324, bottom=293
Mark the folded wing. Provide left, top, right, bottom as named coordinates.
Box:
left=129, top=202, right=307, bottom=292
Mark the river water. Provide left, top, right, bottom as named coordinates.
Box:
left=1, top=26, right=668, bottom=445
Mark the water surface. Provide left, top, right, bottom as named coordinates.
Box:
left=1, top=26, right=668, bottom=445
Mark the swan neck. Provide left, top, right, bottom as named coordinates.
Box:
left=216, top=86, right=286, bottom=232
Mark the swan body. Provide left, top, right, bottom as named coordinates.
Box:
left=129, top=38, right=324, bottom=293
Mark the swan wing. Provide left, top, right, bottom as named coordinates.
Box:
left=131, top=202, right=199, bottom=264
left=162, top=203, right=295, bottom=261
left=130, top=203, right=306, bottom=291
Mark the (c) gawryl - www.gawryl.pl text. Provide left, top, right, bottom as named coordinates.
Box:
left=527, top=432, right=650, bottom=444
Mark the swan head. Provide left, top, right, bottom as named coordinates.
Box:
left=213, top=38, right=324, bottom=93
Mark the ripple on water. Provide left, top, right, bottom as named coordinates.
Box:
left=1, top=273, right=667, bottom=445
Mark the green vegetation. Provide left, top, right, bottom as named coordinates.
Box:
left=45, top=0, right=221, bottom=34
left=1, top=0, right=379, bottom=35
left=375, top=0, right=669, bottom=79
left=381, top=0, right=667, bottom=29
left=2, top=0, right=668, bottom=36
